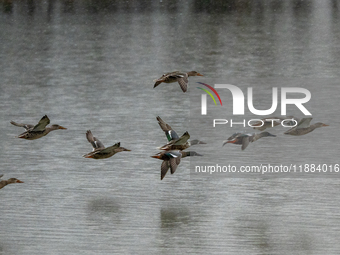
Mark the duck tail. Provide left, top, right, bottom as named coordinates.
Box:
left=222, top=140, right=232, bottom=146
left=151, top=155, right=161, bottom=159
left=153, top=80, right=163, bottom=88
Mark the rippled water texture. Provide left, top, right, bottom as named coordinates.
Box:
left=1, top=1, right=340, bottom=254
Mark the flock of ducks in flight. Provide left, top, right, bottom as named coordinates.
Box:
left=1, top=71, right=329, bottom=188
left=224, top=117, right=329, bottom=151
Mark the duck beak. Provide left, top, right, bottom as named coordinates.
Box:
left=84, top=154, right=93, bottom=158
left=123, top=148, right=131, bottom=151
left=16, top=180, right=24, bottom=183
left=58, top=126, right=67, bottom=130
left=322, top=124, right=329, bottom=126
left=18, top=135, right=25, bottom=139
left=196, top=73, right=204, bottom=76
left=151, top=155, right=161, bottom=159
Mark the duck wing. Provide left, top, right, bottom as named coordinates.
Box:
left=172, top=131, right=190, bottom=145
left=154, top=71, right=181, bottom=87
left=159, top=131, right=190, bottom=150
left=99, top=142, right=120, bottom=154
left=169, top=157, right=181, bottom=174
left=283, top=116, right=300, bottom=126
left=241, top=136, right=251, bottom=150
left=156, top=116, right=179, bottom=141
left=177, top=78, right=188, bottom=92
left=161, top=160, right=170, bottom=180
left=86, top=130, right=105, bottom=150
left=227, top=132, right=242, bottom=141
left=10, top=121, right=34, bottom=131
left=161, top=151, right=182, bottom=175
left=32, top=115, right=50, bottom=131
left=284, top=117, right=312, bottom=134
left=296, top=118, right=313, bottom=129
left=166, top=71, right=183, bottom=79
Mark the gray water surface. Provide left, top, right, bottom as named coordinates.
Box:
left=1, top=1, right=340, bottom=254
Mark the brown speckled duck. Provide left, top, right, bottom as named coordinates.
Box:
left=153, top=71, right=203, bottom=92
left=11, top=115, right=66, bottom=140
left=0, top=174, right=24, bottom=189
left=83, top=130, right=130, bottom=159
left=223, top=131, right=276, bottom=150
left=284, top=118, right=328, bottom=136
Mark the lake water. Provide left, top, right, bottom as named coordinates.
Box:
left=1, top=1, right=340, bottom=254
